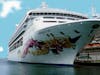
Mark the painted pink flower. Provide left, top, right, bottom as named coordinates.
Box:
left=22, top=39, right=39, bottom=57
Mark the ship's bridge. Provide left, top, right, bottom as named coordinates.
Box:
left=26, top=2, right=88, bottom=20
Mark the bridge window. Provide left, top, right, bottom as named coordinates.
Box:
left=43, top=17, right=55, bottom=19
left=43, top=21, right=57, bottom=23
left=56, top=17, right=65, bottom=19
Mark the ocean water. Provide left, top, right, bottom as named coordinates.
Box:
left=0, top=59, right=100, bottom=75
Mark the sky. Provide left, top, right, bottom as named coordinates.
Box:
left=0, top=0, right=100, bottom=58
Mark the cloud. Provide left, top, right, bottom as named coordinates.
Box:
left=0, top=46, right=3, bottom=52
left=0, top=0, right=22, bottom=18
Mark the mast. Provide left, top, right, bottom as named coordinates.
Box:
left=40, top=1, right=48, bottom=8
left=91, top=0, right=98, bottom=18
left=91, top=6, right=97, bottom=18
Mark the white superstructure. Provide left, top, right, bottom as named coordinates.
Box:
left=8, top=2, right=100, bottom=65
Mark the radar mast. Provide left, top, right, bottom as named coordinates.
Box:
left=40, top=1, right=48, bottom=8
left=91, top=6, right=97, bottom=18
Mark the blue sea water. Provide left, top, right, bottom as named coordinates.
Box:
left=0, top=59, right=100, bottom=75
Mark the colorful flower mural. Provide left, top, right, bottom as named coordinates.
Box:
left=22, top=32, right=81, bottom=57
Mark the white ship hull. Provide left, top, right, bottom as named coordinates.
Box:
left=8, top=19, right=100, bottom=65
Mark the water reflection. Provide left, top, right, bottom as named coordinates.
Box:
left=0, top=59, right=100, bottom=75
left=75, top=66, right=100, bottom=75
left=14, top=63, right=75, bottom=75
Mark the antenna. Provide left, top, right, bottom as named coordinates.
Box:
left=91, top=0, right=97, bottom=18
left=91, top=6, right=97, bottom=18
left=40, top=1, right=48, bottom=8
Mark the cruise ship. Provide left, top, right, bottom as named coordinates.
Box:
left=8, top=2, right=100, bottom=65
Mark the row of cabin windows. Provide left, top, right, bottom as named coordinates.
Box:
left=43, top=21, right=66, bottom=23
left=28, top=12, right=87, bottom=19
left=9, top=37, right=23, bottom=52
left=24, top=16, right=77, bottom=24
left=9, top=31, right=25, bottom=47
left=24, top=16, right=80, bottom=24
left=81, top=48, right=100, bottom=53
left=43, top=16, right=77, bottom=20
